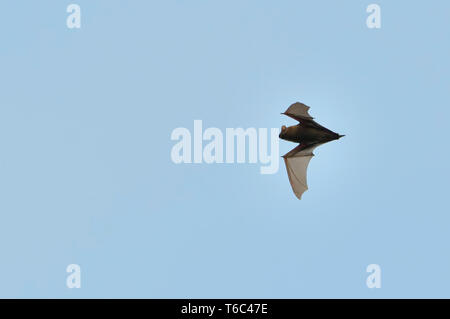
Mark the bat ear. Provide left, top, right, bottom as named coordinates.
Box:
left=279, top=126, right=287, bottom=139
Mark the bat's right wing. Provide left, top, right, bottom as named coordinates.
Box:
left=283, top=102, right=336, bottom=134
left=283, top=143, right=324, bottom=200
left=282, top=102, right=314, bottom=122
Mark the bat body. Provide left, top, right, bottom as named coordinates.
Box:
left=279, top=124, right=339, bottom=144
left=279, top=102, right=344, bottom=199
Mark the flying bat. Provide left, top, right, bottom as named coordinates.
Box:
left=279, top=102, right=344, bottom=200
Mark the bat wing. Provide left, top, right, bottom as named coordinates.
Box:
left=282, top=102, right=314, bottom=122
left=283, top=143, right=324, bottom=200
left=283, top=102, right=336, bottom=134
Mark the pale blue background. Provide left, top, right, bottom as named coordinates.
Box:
left=0, top=0, right=449, bottom=298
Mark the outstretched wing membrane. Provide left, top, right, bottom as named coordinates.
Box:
left=282, top=102, right=313, bottom=122
left=283, top=143, right=324, bottom=200
left=282, top=102, right=336, bottom=134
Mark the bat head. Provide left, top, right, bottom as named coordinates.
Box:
left=279, top=125, right=287, bottom=139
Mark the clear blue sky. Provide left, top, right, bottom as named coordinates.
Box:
left=0, top=0, right=449, bottom=298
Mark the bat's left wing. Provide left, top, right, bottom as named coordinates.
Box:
left=283, top=142, right=324, bottom=200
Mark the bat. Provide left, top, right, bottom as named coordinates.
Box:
left=279, top=102, right=344, bottom=199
